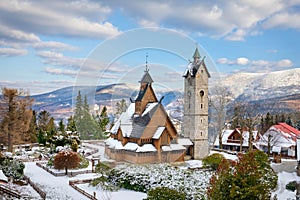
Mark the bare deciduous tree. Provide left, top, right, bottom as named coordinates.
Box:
left=0, top=88, right=33, bottom=152
left=210, top=85, right=232, bottom=149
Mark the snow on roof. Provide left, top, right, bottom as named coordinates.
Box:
left=136, top=144, right=157, bottom=152
left=123, top=142, right=139, bottom=151
left=152, top=127, right=165, bottom=139
left=214, top=129, right=235, bottom=146
left=0, top=170, right=7, bottom=182
left=170, top=144, right=186, bottom=151
left=107, top=138, right=119, bottom=149
left=115, top=141, right=124, bottom=150
left=178, top=138, right=193, bottom=146
left=162, top=146, right=172, bottom=151
left=110, top=103, right=135, bottom=137
left=272, top=146, right=281, bottom=153
left=142, top=102, right=158, bottom=117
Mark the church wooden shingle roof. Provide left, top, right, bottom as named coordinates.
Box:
left=139, top=70, right=153, bottom=83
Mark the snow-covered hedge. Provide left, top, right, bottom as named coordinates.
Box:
left=107, top=164, right=213, bottom=199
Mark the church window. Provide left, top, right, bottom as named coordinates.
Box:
left=201, top=104, right=203, bottom=109
left=200, top=90, right=204, bottom=97
left=200, top=132, right=203, bottom=136
left=200, top=119, right=203, bottom=123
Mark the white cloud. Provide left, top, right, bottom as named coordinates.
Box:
left=33, top=41, right=77, bottom=51
left=0, top=0, right=120, bottom=39
left=104, top=0, right=297, bottom=40
left=0, top=47, right=27, bottom=56
left=236, top=57, right=250, bottom=65
left=44, top=67, right=78, bottom=76
left=225, top=29, right=247, bottom=41
left=217, top=56, right=294, bottom=72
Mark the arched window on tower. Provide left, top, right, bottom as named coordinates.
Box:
left=199, top=90, right=204, bottom=103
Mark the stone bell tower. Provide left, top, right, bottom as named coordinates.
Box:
left=183, top=48, right=210, bottom=159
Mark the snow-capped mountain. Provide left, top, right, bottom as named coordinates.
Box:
left=219, top=68, right=300, bottom=101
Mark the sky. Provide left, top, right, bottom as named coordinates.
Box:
left=0, top=0, right=300, bottom=94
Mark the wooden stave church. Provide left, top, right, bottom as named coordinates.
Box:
left=105, top=67, right=186, bottom=164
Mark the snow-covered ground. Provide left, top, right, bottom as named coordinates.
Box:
left=24, top=162, right=89, bottom=200
left=78, top=183, right=147, bottom=200
left=8, top=142, right=300, bottom=200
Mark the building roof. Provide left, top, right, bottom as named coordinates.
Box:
left=183, top=48, right=211, bottom=78
left=110, top=102, right=161, bottom=139
left=139, top=70, right=153, bottom=84
left=193, top=47, right=200, bottom=59
left=214, top=129, right=258, bottom=147
left=274, top=123, right=300, bottom=141
left=257, top=123, right=300, bottom=149
left=135, top=83, right=149, bottom=101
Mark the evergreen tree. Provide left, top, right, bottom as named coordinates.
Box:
left=207, top=150, right=277, bottom=200
left=275, top=114, right=279, bottom=124
left=66, top=116, right=76, bottom=132
left=99, top=106, right=110, bottom=131
left=37, top=110, right=57, bottom=145
left=28, top=110, right=38, bottom=143
left=280, top=114, right=286, bottom=123
left=58, top=119, right=65, bottom=134
left=38, top=110, right=51, bottom=132
left=296, top=120, right=300, bottom=131
left=285, top=116, right=294, bottom=127
left=73, top=91, right=103, bottom=139
left=115, top=99, right=127, bottom=116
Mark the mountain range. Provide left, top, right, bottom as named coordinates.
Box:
left=30, top=68, right=300, bottom=120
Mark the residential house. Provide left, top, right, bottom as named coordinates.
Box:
left=257, top=123, right=300, bottom=157
left=214, top=128, right=258, bottom=152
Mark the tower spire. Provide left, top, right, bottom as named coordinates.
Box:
left=145, top=53, right=149, bottom=72
left=193, top=46, right=200, bottom=61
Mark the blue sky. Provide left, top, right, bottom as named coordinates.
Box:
left=0, top=0, right=300, bottom=94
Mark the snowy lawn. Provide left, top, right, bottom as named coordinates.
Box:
left=105, top=163, right=213, bottom=199
left=24, top=162, right=89, bottom=200
left=77, top=183, right=147, bottom=200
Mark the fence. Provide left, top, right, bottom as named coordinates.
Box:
left=69, top=179, right=97, bottom=200
left=24, top=175, right=46, bottom=200
left=0, top=185, right=21, bottom=199
left=36, top=162, right=93, bottom=177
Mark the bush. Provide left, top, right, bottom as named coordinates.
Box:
left=286, top=181, right=297, bottom=191
left=207, top=150, right=278, bottom=200
left=145, top=187, right=186, bottom=200
left=1, top=159, right=25, bottom=180
left=77, top=154, right=89, bottom=169
left=203, top=153, right=225, bottom=170
left=53, top=150, right=80, bottom=174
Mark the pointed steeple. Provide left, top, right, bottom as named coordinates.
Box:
left=193, top=47, right=200, bottom=63
left=140, top=71, right=154, bottom=83
left=139, top=53, right=154, bottom=84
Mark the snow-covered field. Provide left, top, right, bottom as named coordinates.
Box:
left=6, top=142, right=300, bottom=200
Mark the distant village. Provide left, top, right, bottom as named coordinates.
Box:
left=0, top=48, right=299, bottom=199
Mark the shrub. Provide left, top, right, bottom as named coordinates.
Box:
left=77, top=154, right=89, bottom=169
left=203, top=153, right=225, bottom=170
left=207, top=150, right=278, bottom=200
left=1, top=159, right=25, bottom=180
left=71, top=139, right=78, bottom=152
left=286, top=181, right=297, bottom=192
left=145, top=187, right=186, bottom=200
left=53, top=150, right=80, bottom=174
